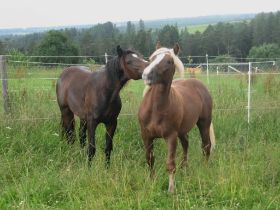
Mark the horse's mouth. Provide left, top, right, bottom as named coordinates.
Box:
left=144, top=79, right=152, bottom=86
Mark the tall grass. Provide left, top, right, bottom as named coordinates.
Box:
left=0, top=66, right=280, bottom=209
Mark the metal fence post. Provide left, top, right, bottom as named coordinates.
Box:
left=105, top=52, right=108, bottom=64
left=247, top=62, right=252, bottom=124
left=206, top=54, right=209, bottom=84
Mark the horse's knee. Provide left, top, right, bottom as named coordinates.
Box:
left=166, top=159, right=176, bottom=173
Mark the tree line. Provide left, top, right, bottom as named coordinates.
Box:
left=0, top=11, right=280, bottom=64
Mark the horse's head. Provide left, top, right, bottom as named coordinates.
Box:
left=117, top=46, right=149, bottom=80
left=142, top=43, right=184, bottom=86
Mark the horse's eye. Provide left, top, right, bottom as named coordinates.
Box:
left=167, top=60, right=173, bottom=65
left=127, top=61, right=132, bottom=65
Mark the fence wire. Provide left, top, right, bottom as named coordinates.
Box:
left=1, top=56, right=279, bottom=123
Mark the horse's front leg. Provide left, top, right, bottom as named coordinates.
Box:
left=87, top=117, right=97, bottom=166
left=60, top=106, right=75, bottom=144
left=104, top=119, right=117, bottom=167
left=165, top=132, right=178, bottom=193
left=142, top=132, right=155, bottom=176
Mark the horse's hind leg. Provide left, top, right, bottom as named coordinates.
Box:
left=87, top=117, right=98, bottom=165
left=79, top=119, right=87, bottom=148
left=104, top=119, right=117, bottom=166
left=61, top=106, right=75, bottom=144
left=179, top=134, right=189, bottom=167
left=197, top=119, right=211, bottom=160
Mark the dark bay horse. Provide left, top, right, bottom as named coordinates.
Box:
left=56, top=46, right=148, bottom=165
left=138, top=43, right=215, bottom=192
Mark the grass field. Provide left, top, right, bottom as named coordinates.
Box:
left=0, top=65, right=280, bottom=209
left=185, top=24, right=209, bottom=34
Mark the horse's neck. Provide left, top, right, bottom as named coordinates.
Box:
left=150, top=82, right=172, bottom=111
left=103, top=69, right=128, bottom=102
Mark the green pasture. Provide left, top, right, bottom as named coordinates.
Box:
left=185, top=24, right=209, bottom=34
left=0, top=65, right=280, bottom=209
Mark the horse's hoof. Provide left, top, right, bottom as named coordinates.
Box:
left=150, top=169, right=155, bottom=179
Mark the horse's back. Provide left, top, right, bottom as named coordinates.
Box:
left=172, top=78, right=212, bottom=121
left=56, top=66, right=94, bottom=118
left=57, top=66, right=92, bottom=85
left=172, top=78, right=212, bottom=104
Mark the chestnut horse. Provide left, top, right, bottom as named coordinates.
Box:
left=56, top=46, right=148, bottom=165
left=138, top=43, right=215, bottom=192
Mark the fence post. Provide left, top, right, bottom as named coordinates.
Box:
left=247, top=62, right=252, bottom=124
left=206, top=54, right=209, bottom=84
left=0, top=55, right=10, bottom=114
left=105, top=52, right=108, bottom=64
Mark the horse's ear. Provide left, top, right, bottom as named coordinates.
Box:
left=155, top=41, right=161, bottom=50
left=173, top=43, right=180, bottom=55
left=117, top=45, right=123, bottom=57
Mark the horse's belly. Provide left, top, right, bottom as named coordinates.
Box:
left=143, top=116, right=179, bottom=138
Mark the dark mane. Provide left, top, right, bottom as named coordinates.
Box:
left=105, top=49, right=141, bottom=85
left=105, top=56, right=123, bottom=83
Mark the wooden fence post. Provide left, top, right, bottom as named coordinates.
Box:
left=0, top=55, right=10, bottom=114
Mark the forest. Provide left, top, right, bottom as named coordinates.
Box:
left=0, top=11, right=280, bottom=64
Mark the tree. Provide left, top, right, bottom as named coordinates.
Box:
left=133, top=20, right=153, bottom=56
left=125, top=21, right=136, bottom=48
left=179, top=27, right=191, bottom=63
left=202, top=24, right=220, bottom=56
left=139, top=19, right=145, bottom=31
left=90, top=22, right=119, bottom=63
left=210, top=54, right=237, bottom=63
left=271, top=11, right=280, bottom=46
left=8, top=49, right=30, bottom=67
left=35, top=30, right=80, bottom=64
left=251, top=13, right=269, bottom=46
left=248, top=43, right=280, bottom=61
left=158, top=25, right=179, bottom=47
left=0, top=40, right=5, bottom=54
left=135, top=29, right=151, bottom=56
left=232, top=22, right=252, bottom=58
left=80, top=30, right=94, bottom=56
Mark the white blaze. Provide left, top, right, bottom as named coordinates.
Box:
left=132, top=53, right=148, bottom=63
left=132, top=53, right=138, bottom=58
left=142, top=53, right=165, bottom=81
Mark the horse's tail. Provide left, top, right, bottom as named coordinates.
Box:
left=209, top=122, right=216, bottom=151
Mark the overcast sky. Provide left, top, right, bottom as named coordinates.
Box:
left=1, top=0, right=280, bottom=28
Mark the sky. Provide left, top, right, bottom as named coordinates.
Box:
left=1, top=0, right=280, bottom=29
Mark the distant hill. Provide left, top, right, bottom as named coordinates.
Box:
left=116, top=13, right=256, bottom=30
left=0, top=13, right=256, bottom=36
